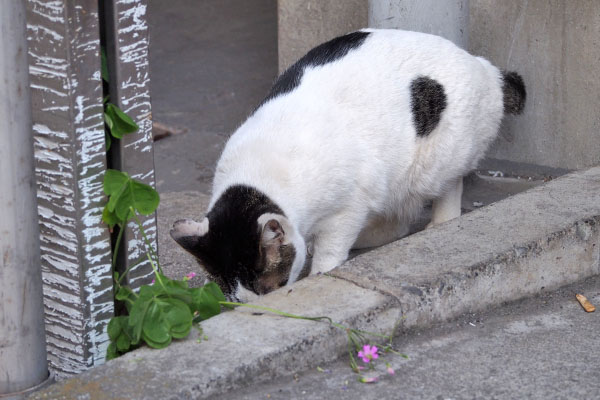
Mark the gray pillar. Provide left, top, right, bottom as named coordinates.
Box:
left=25, top=0, right=114, bottom=379
left=0, top=0, right=49, bottom=396
left=278, top=0, right=368, bottom=73
left=369, top=0, right=469, bottom=48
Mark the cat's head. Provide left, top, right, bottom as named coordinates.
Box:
left=169, top=185, right=308, bottom=301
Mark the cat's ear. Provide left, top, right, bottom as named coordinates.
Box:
left=258, top=214, right=288, bottom=264
left=170, top=218, right=209, bottom=254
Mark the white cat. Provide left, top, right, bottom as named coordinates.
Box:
left=171, top=29, right=526, bottom=301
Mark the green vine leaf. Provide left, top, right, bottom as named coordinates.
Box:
left=101, top=47, right=110, bottom=83
left=106, top=274, right=227, bottom=359
left=102, top=169, right=159, bottom=224
left=105, top=131, right=112, bottom=151
left=104, top=103, right=139, bottom=139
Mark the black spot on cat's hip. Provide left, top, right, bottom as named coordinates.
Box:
left=410, top=76, right=447, bottom=137
left=502, top=71, right=526, bottom=115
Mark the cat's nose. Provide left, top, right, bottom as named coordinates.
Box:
left=255, top=280, right=284, bottom=295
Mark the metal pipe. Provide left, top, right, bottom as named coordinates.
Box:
left=0, top=0, right=49, bottom=396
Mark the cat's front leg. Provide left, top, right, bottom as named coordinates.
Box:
left=427, top=177, right=463, bottom=228
left=310, top=213, right=366, bottom=275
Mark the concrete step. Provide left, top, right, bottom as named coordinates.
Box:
left=29, top=166, right=600, bottom=399
left=216, top=274, right=600, bottom=400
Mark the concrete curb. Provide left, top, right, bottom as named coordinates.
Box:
left=29, top=166, right=600, bottom=399
left=332, top=166, right=600, bottom=328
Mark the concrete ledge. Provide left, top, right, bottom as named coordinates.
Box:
left=30, top=166, right=600, bottom=399
left=333, top=166, right=600, bottom=327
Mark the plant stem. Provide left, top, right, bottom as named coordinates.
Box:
left=220, top=302, right=351, bottom=332
left=131, top=208, right=162, bottom=274
left=220, top=301, right=334, bottom=322
left=219, top=301, right=396, bottom=353
left=129, top=208, right=169, bottom=295
left=112, top=222, right=125, bottom=270
left=117, top=257, right=146, bottom=285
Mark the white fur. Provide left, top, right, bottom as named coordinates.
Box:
left=209, top=29, right=505, bottom=283
left=235, top=280, right=259, bottom=303
left=171, top=218, right=209, bottom=239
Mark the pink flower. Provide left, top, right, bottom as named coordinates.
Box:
left=151, top=279, right=155, bottom=284
left=357, top=345, right=379, bottom=363
left=386, top=363, right=395, bottom=375
left=183, top=272, right=197, bottom=281
left=359, top=376, right=378, bottom=384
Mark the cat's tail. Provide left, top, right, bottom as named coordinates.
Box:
left=502, top=71, right=526, bottom=115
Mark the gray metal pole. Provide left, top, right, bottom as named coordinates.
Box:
left=0, top=0, right=49, bottom=396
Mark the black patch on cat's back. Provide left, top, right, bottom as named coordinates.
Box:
left=410, top=76, right=447, bottom=137
left=260, top=31, right=371, bottom=106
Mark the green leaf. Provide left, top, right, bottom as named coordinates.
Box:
left=105, top=130, right=112, bottom=151
left=107, top=316, right=125, bottom=341
left=105, top=103, right=139, bottom=139
left=102, top=205, right=119, bottom=228
left=101, top=47, right=110, bottom=83
left=163, top=298, right=193, bottom=339
left=104, top=169, right=130, bottom=197
left=130, top=181, right=160, bottom=215
left=115, top=286, right=135, bottom=302
left=104, top=110, right=114, bottom=132
left=191, top=286, right=221, bottom=321
left=203, top=282, right=227, bottom=303
left=161, top=274, right=189, bottom=289
left=103, top=169, right=159, bottom=223
left=106, top=342, right=118, bottom=360
left=142, top=302, right=171, bottom=346
left=128, top=287, right=153, bottom=343
left=116, top=332, right=131, bottom=351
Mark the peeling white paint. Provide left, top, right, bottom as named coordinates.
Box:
left=33, top=123, right=69, bottom=139
left=28, top=23, right=64, bottom=40
left=29, top=65, right=68, bottom=79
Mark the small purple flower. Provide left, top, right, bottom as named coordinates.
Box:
left=359, top=376, right=378, bottom=384
left=386, top=362, right=395, bottom=375
left=357, top=345, right=379, bottom=363
left=151, top=278, right=155, bottom=285
left=183, top=272, right=197, bottom=281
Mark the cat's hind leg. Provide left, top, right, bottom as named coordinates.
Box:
left=353, top=216, right=410, bottom=249
left=427, top=177, right=463, bottom=228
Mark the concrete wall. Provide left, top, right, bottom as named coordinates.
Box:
left=277, top=1, right=600, bottom=171
left=278, top=0, right=368, bottom=73
left=470, top=0, right=600, bottom=170
left=369, top=0, right=469, bottom=48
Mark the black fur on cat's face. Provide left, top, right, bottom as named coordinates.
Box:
left=170, top=185, right=305, bottom=301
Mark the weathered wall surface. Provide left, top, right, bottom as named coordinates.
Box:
left=369, top=0, right=469, bottom=48
left=278, top=0, right=368, bottom=73
left=470, top=0, right=600, bottom=170
left=278, top=0, right=600, bottom=171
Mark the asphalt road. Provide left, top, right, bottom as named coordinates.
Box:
left=148, top=0, right=278, bottom=194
